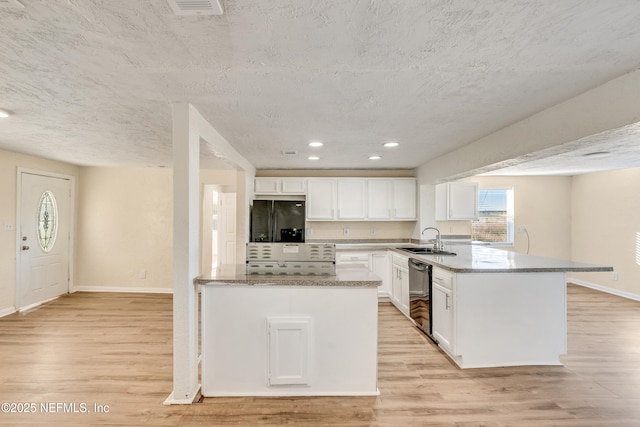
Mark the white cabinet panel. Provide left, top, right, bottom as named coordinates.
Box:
left=435, top=182, right=478, bottom=220
left=268, top=318, right=310, bottom=385
left=337, top=179, right=366, bottom=220
left=367, top=179, right=416, bottom=220
left=254, top=178, right=280, bottom=194
left=281, top=179, right=306, bottom=194
left=391, top=254, right=410, bottom=317
left=255, top=178, right=306, bottom=195
left=367, top=180, right=392, bottom=219
left=432, top=283, right=454, bottom=353
left=393, top=179, right=417, bottom=219
left=306, top=179, right=336, bottom=220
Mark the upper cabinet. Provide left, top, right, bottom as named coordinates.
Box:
left=337, top=179, right=367, bottom=220
left=306, top=179, right=336, bottom=220
left=259, top=177, right=417, bottom=221
left=435, top=182, right=478, bottom=220
left=307, top=178, right=367, bottom=220
left=255, top=178, right=306, bottom=195
left=367, top=179, right=416, bottom=220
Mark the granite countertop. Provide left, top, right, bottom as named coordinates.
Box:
left=389, top=243, right=614, bottom=273
left=196, top=265, right=381, bottom=287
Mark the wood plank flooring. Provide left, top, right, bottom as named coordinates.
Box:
left=0, top=285, right=639, bottom=426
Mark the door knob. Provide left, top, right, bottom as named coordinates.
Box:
left=22, top=245, right=30, bottom=251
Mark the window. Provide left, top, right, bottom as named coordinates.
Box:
left=472, top=188, right=514, bottom=245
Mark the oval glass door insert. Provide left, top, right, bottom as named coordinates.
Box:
left=37, top=190, right=58, bottom=252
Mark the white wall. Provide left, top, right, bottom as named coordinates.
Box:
left=0, top=149, right=80, bottom=313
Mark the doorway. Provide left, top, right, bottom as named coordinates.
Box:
left=201, top=186, right=236, bottom=275
left=17, top=169, right=74, bottom=310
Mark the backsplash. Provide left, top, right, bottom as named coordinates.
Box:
left=305, top=221, right=415, bottom=240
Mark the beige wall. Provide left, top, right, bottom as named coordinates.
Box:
left=569, top=168, right=640, bottom=296
left=76, top=167, right=245, bottom=290
left=76, top=167, right=174, bottom=290
left=469, top=176, right=573, bottom=260
left=0, top=149, right=80, bottom=313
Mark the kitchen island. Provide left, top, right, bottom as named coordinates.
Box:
left=196, top=266, right=381, bottom=397
left=391, top=244, right=613, bottom=368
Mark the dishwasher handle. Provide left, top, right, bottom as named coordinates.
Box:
left=409, top=258, right=429, bottom=271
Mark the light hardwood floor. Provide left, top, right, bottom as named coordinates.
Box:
left=1, top=285, right=639, bottom=426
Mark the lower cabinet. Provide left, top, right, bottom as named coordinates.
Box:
left=391, top=254, right=410, bottom=317
left=431, top=267, right=455, bottom=354
left=336, top=250, right=391, bottom=300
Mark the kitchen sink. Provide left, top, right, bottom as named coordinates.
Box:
left=398, top=247, right=457, bottom=256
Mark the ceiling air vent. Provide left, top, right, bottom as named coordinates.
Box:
left=281, top=150, right=298, bottom=156
left=0, top=0, right=24, bottom=9
left=166, top=0, right=223, bottom=16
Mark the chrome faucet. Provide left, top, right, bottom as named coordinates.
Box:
left=421, top=227, right=443, bottom=251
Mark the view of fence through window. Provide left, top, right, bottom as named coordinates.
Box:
left=472, top=188, right=514, bottom=244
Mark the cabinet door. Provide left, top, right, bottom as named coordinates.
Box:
left=255, top=178, right=280, bottom=194
left=370, top=252, right=391, bottom=299
left=337, top=179, right=366, bottom=220
left=306, top=179, right=336, bottom=220
left=435, top=182, right=478, bottom=220
left=281, top=179, right=306, bottom=194
left=393, top=179, right=416, bottom=219
left=449, top=182, right=478, bottom=220
left=367, top=180, right=392, bottom=219
left=399, top=266, right=410, bottom=316
left=432, top=283, right=454, bottom=352
left=391, top=265, right=402, bottom=307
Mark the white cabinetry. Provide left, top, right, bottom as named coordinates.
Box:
left=370, top=251, right=391, bottom=300
left=367, top=179, right=416, bottom=220
left=335, top=250, right=391, bottom=300
left=337, top=179, right=367, bottom=220
left=431, top=267, right=455, bottom=354
left=435, top=182, right=478, bottom=220
left=391, top=253, right=410, bottom=317
left=306, top=179, right=336, bottom=220
left=255, top=178, right=306, bottom=195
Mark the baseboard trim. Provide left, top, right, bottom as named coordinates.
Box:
left=0, top=306, right=16, bottom=318
left=569, top=279, right=640, bottom=302
left=73, top=286, right=173, bottom=294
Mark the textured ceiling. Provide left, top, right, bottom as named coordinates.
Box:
left=2, top=1, right=640, bottom=171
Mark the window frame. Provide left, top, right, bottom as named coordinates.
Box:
left=472, top=187, right=514, bottom=246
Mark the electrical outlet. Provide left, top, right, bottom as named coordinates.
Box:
left=612, top=272, right=618, bottom=281
left=3, top=222, right=13, bottom=231
left=139, top=269, right=147, bottom=279
left=307, top=228, right=313, bottom=236
left=370, top=228, right=376, bottom=236
left=517, top=226, right=527, bottom=233
left=343, top=227, right=349, bottom=236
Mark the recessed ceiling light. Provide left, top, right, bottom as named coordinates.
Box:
left=383, top=142, right=399, bottom=148
left=308, top=156, right=320, bottom=160
left=369, top=155, right=381, bottom=160
left=0, top=109, right=9, bottom=118
left=309, top=141, right=323, bottom=147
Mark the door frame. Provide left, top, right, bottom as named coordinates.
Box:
left=16, top=167, right=76, bottom=309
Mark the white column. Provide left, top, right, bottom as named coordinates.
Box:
left=165, top=102, right=200, bottom=404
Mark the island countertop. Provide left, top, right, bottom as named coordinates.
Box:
left=196, top=265, right=381, bottom=287
left=389, top=244, right=613, bottom=273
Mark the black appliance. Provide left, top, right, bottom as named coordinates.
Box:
left=250, top=200, right=305, bottom=242
left=408, top=258, right=438, bottom=343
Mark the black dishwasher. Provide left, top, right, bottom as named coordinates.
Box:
left=408, top=258, right=438, bottom=343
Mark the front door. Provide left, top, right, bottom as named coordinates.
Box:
left=18, top=172, right=71, bottom=309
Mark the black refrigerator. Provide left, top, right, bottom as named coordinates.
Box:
left=250, top=200, right=305, bottom=242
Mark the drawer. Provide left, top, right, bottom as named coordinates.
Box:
left=433, top=267, right=454, bottom=290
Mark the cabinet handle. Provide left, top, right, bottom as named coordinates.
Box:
left=446, top=294, right=450, bottom=310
